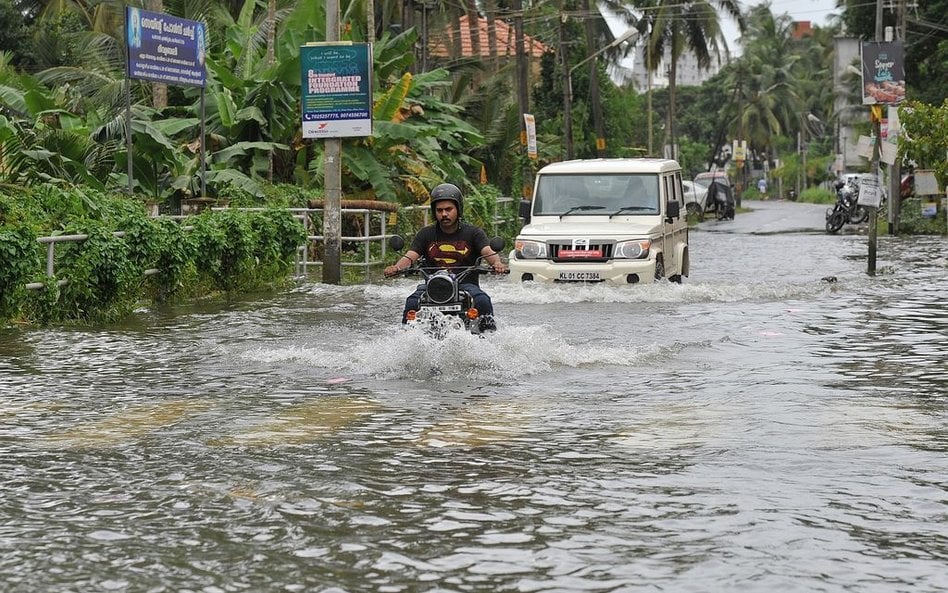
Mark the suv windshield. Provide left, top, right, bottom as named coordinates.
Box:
left=533, top=174, right=660, bottom=216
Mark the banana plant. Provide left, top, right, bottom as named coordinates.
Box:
left=331, top=29, right=486, bottom=205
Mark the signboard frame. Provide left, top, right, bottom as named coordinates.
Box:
left=124, top=7, right=208, bottom=197
left=300, top=42, right=373, bottom=139
left=126, top=6, right=207, bottom=88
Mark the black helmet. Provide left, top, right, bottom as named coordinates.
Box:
left=429, top=183, right=463, bottom=218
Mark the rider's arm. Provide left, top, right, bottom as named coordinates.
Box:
left=384, top=249, right=421, bottom=276
left=395, top=249, right=421, bottom=271
left=480, top=245, right=508, bottom=273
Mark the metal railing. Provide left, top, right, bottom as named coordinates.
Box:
left=25, top=231, right=165, bottom=291
left=293, top=206, right=418, bottom=281
left=24, top=198, right=518, bottom=289
left=296, top=197, right=517, bottom=281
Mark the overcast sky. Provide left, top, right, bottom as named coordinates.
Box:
left=723, top=0, right=842, bottom=52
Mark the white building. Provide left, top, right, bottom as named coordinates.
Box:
left=612, top=43, right=727, bottom=90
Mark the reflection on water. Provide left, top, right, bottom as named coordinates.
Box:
left=1, top=229, right=946, bottom=592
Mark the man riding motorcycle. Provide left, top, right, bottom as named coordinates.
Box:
left=384, top=183, right=508, bottom=330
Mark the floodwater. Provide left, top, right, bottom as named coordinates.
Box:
left=1, top=201, right=946, bottom=592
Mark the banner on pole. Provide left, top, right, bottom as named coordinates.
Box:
left=857, top=174, right=883, bottom=208
left=300, top=43, right=373, bottom=139
left=524, top=114, right=538, bottom=159
left=860, top=42, right=905, bottom=106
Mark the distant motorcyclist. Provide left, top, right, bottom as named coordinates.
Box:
left=384, top=183, right=507, bottom=329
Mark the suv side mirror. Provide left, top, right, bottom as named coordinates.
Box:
left=666, top=200, right=680, bottom=222
left=519, top=199, right=532, bottom=225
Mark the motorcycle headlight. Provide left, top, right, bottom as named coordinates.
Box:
left=426, top=273, right=456, bottom=304
left=515, top=239, right=548, bottom=259
left=614, top=239, right=650, bottom=259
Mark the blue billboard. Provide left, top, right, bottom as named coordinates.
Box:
left=126, top=6, right=206, bottom=88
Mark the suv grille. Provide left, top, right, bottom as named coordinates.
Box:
left=550, top=242, right=614, bottom=262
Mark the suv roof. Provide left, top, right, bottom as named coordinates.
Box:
left=538, top=158, right=682, bottom=175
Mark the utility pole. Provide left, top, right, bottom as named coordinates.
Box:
left=867, top=0, right=885, bottom=275
left=735, top=76, right=744, bottom=208
left=366, top=0, right=374, bottom=43
left=580, top=0, right=606, bottom=157
left=559, top=11, right=573, bottom=159
left=512, top=0, right=531, bottom=197
left=646, top=34, right=653, bottom=157
left=323, top=0, right=342, bottom=284
left=888, top=0, right=907, bottom=235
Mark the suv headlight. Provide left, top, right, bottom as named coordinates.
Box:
left=614, top=239, right=650, bottom=259
left=514, top=239, right=548, bottom=259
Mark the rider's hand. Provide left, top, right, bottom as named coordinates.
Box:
left=492, top=261, right=508, bottom=274
left=383, top=265, right=399, bottom=277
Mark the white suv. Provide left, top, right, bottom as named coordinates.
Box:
left=508, top=158, right=690, bottom=284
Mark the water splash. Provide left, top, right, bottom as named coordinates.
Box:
left=241, top=322, right=698, bottom=383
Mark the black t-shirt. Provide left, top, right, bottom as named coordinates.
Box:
left=409, top=223, right=490, bottom=285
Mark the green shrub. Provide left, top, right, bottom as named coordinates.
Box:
left=0, top=225, right=39, bottom=320
left=898, top=198, right=947, bottom=235
left=1, top=185, right=309, bottom=325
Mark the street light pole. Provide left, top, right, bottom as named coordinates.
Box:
left=564, top=27, right=638, bottom=160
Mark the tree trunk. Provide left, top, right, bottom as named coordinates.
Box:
left=451, top=10, right=463, bottom=60
left=266, top=0, right=276, bottom=65
left=266, top=0, right=276, bottom=182
left=484, top=0, right=498, bottom=72
left=465, top=0, right=481, bottom=80
left=147, top=0, right=167, bottom=109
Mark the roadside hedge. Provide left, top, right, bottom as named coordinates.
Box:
left=0, top=184, right=306, bottom=325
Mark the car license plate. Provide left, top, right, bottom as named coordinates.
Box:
left=421, top=304, right=462, bottom=312
left=558, top=271, right=601, bottom=281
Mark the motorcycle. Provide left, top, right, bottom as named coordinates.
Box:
left=826, top=177, right=873, bottom=233
left=388, top=235, right=506, bottom=339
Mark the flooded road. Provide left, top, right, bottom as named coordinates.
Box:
left=1, top=201, right=946, bottom=592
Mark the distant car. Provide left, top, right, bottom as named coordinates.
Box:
left=681, top=180, right=709, bottom=216
left=693, top=171, right=730, bottom=190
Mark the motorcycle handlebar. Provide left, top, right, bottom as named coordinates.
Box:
left=389, top=255, right=507, bottom=278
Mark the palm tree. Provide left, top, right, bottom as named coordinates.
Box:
left=733, top=6, right=839, bottom=192
left=735, top=8, right=801, bottom=161
left=635, top=0, right=744, bottom=159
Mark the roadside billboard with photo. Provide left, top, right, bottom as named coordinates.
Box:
left=861, top=42, right=905, bottom=106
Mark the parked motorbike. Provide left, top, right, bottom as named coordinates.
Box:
left=388, top=235, right=506, bottom=339
left=826, top=177, right=873, bottom=233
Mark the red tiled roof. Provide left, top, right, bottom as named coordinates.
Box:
left=429, top=15, right=548, bottom=59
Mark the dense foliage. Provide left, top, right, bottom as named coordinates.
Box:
left=0, top=184, right=306, bottom=325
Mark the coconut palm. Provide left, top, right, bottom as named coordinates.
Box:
left=634, top=0, right=744, bottom=159
left=734, top=8, right=801, bottom=162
